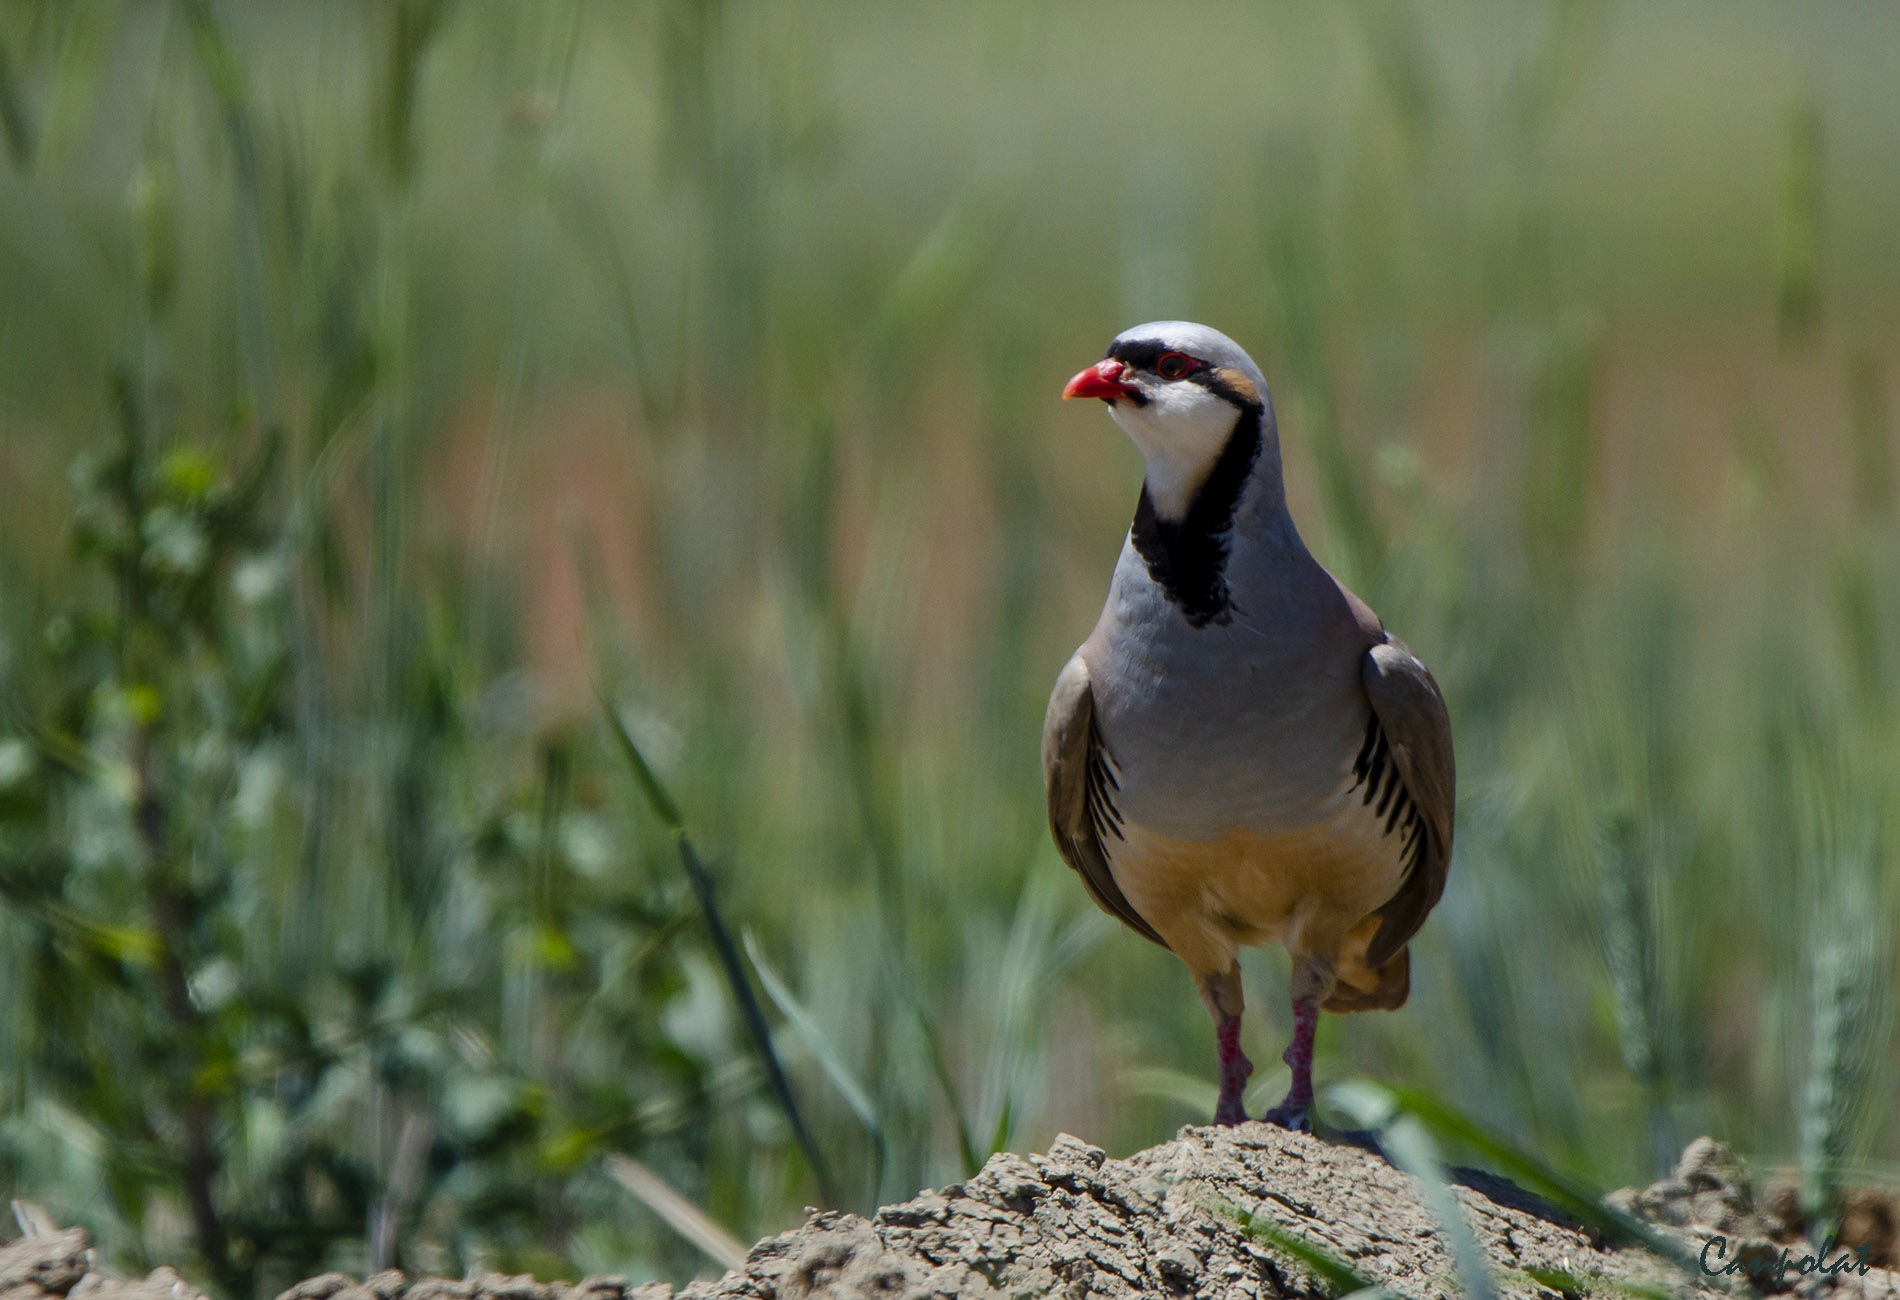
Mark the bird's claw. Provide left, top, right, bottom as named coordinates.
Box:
left=1213, top=1099, right=1249, bottom=1127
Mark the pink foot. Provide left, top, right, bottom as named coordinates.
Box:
left=1214, top=1014, right=1253, bottom=1125
left=1264, top=995, right=1318, bottom=1131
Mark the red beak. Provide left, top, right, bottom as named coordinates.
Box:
left=1063, top=359, right=1139, bottom=403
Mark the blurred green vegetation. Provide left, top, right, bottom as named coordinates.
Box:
left=0, top=0, right=1897, bottom=1293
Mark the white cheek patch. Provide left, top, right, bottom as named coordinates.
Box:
left=1111, top=384, right=1240, bottom=518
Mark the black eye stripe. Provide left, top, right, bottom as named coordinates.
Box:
left=1103, top=337, right=1266, bottom=411
left=1106, top=339, right=1177, bottom=371
left=1111, top=340, right=1201, bottom=380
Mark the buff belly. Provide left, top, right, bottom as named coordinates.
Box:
left=1106, top=791, right=1408, bottom=1001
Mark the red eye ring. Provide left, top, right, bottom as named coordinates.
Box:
left=1155, top=351, right=1198, bottom=380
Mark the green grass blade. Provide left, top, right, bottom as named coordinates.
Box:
left=1121, top=1065, right=1216, bottom=1115
left=1369, top=1081, right=1697, bottom=1273
left=606, top=1153, right=748, bottom=1272
left=1520, top=1266, right=1674, bottom=1300
left=0, top=34, right=34, bottom=168
left=986, top=1092, right=1015, bottom=1161
left=600, top=695, right=685, bottom=831
left=602, top=696, right=835, bottom=1207
left=918, top=999, right=983, bottom=1176
left=1331, top=1080, right=1500, bottom=1300
left=742, top=927, right=887, bottom=1153
left=1208, top=1196, right=1382, bottom=1298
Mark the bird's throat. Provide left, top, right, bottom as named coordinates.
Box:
left=1129, top=407, right=1264, bottom=628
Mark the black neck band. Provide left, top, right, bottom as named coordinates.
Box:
left=1129, top=405, right=1263, bottom=628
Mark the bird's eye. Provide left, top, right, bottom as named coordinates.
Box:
left=1155, top=351, right=1197, bottom=380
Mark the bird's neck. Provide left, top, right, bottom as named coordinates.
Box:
left=1129, top=405, right=1298, bottom=629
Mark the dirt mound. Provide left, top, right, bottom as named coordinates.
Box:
left=667, top=1127, right=1898, bottom=1299
left=673, top=1126, right=1635, bottom=1299
left=5, top=1128, right=1895, bottom=1299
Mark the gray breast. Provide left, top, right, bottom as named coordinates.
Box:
left=1084, top=535, right=1373, bottom=842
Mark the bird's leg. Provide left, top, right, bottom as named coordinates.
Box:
left=1214, top=1012, right=1253, bottom=1126
left=1198, top=964, right=1251, bottom=1126
left=1261, top=994, right=1318, bottom=1132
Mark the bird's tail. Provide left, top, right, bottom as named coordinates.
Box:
left=1323, top=944, right=1410, bottom=1013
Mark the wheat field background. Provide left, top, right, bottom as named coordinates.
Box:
left=0, top=2, right=1896, bottom=1294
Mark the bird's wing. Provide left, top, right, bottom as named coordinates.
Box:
left=1359, top=636, right=1455, bottom=969
left=1043, top=654, right=1170, bottom=950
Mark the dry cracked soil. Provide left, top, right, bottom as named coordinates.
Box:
left=5, top=1127, right=1897, bottom=1300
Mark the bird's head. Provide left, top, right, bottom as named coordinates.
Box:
left=1063, top=321, right=1277, bottom=520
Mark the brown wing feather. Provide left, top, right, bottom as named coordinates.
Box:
left=1042, top=655, right=1169, bottom=950
left=1360, top=636, right=1455, bottom=968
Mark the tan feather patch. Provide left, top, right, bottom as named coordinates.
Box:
left=1210, top=367, right=1260, bottom=406
left=1106, top=804, right=1409, bottom=998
